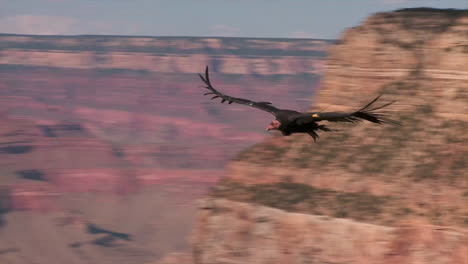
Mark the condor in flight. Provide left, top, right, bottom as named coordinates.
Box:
left=199, top=66, right=400, bottom=141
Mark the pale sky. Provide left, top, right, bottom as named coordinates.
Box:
left=0, top=0, right=466, bottom=39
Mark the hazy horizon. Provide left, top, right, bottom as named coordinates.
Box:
left=0, top=0, right=466, bottom=39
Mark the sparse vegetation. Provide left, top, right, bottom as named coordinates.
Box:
left=212, top=180, right=391, bottom=222
left=0, top=145, right=34, bottom=154
left=0, top=188, right=10, bottom=228
left=212, top=178, right=468, bottom=227
left=416, top=104, right=433, bottom=114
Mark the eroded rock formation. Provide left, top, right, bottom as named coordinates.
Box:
left=191, top=8, right=468, bottom=264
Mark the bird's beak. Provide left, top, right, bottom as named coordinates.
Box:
left=266, top=125, right=273, bottom=131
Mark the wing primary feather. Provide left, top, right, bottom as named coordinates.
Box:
left=358, top=94, right=383, bottom=112
left=198, top=73, right=207, bottom=83
left=203, top=92, right=214, bottom=95
left=366, top=101, right=396, bottom=112
left=211, top=96, right=220, bottom=100
left=221, top=99, right=226, bottom=103
left=205, top=66, right=211, bottom=85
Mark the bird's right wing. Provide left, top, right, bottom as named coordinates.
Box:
left=199, top=66, right=280, bottom=115
left=290, top=95, right=401, bottom=125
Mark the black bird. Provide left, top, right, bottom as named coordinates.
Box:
left=199, top=66, right=400, bottom=141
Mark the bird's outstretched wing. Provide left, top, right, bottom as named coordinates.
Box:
left=291, top=95, right=401, bottom=125
left=199, top=66, right=280, bottom=115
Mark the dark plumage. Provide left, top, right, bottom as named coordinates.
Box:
left=199, top=66, right=400, bottom=141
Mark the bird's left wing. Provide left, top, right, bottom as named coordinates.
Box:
left=199, top=66, right=280, bottom=115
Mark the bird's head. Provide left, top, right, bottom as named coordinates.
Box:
left=266, top=120, right=281, bottom=131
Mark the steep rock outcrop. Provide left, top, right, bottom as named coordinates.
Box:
left=223, top=8, right=468, bottom=227
left=190, top=8, right=468, bottom=264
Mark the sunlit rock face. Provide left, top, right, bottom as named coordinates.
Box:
left=191, top=8, right=468, bottom=264
left=192, top=199, right=468, bottom=264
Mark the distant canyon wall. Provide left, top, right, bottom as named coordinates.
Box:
left=0, top=35, right=331, bottom=174
left=0, top=35, right=330, bottom=75
left=0, top=35, right=331, bottom=211
left=0, top=35, right=331, bottom=264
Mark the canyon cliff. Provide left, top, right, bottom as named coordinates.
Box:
left=189, top=8, right=468, bottom=264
